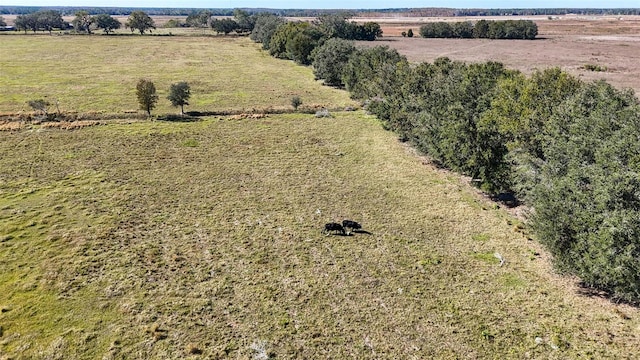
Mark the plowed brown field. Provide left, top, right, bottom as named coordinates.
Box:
left=358, top=15, right=640, bottom=94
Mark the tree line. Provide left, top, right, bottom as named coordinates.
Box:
left=12, top=10, right=146, bottom=34
left=419, top=20, right=538, bottom=40
left=309, top=42, right=640, bottom=302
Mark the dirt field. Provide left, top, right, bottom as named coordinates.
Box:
left=360, top=15, right=640, bottom=94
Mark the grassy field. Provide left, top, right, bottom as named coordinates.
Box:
left=1, top=113, right=639, bottom=358
left=1, top=34, right=639, bottom=359
left=0, top=35, right=354, bottom=115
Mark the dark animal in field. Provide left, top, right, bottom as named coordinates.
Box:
left=342, top=220, right=362, bottom=232
left=323, top=222, right=345, bottom=235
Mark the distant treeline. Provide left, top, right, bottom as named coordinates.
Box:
left=419, top=20, right=538, bottom=40
left=2, top=6, right=639, bottom=17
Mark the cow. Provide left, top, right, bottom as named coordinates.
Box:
left=342, top=220, right=362, bottom=232
left=323, top=222, right=345, bottom=235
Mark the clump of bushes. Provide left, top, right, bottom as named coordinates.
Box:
left=419, top=20, right=538, bottom=39
left=582, top=64, right=608, bottom=72
left=250, top=12, right=381, bottom=66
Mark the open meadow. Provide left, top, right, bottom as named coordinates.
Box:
left=0, top=35, right=354, bottom=116
left=1, top=33, right=640, bottom=358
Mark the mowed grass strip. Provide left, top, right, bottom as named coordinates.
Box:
left=0, top=35, right=354, bottom=114
left=0, top=113, right=638, bottom=358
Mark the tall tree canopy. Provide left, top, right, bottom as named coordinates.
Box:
left=126, top=11, right=155, bottom=35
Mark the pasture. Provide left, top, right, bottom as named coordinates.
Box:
left=0, top=35, right=354, bottom=115
left=0, top=33, right=639, bottom=358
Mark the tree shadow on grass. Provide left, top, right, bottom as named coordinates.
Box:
left=576, top=282, right=639, bottom=308
left=157, top=114, right=200, bottom=122
left=352, top=229, right=373, bottom=235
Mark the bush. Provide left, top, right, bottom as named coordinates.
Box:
left=291, top=96, right=302, bottom=110
left=531, top=81, right=640, bottom=303
left=342, top=46, right=408, bottom=100
left=269, top=21, right=323, bottom=65
left=311, top=38, right=356, bottom=87
left=250, top=14, right=285, bottom=50
left=582, top=64, right=608, bottom=72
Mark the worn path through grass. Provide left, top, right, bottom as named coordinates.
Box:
left=0, top=113, right=638, bottom=358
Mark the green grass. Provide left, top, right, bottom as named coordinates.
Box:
left=1, top=113, right=639, bottom=358
left=0, top=35, right=355, bottom=115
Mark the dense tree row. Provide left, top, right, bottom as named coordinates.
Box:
left=13, top=10, right=122, bottom=34
left=249, top=13, right=381, bottom=66
left=453, top=8, right=640, bottom=16
left=14, top=11, right=66, bottom=34
left=322, top=45, right=640, bottom=302
left=419, top=20, right=538, bottom=39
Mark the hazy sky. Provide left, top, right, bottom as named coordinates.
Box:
left=3, top=0, right=639, bottom=9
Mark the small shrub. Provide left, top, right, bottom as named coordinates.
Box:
left=291, top=96, right=302, bottom=111
left=407, top=28, right=414, bottom=37
left=28, top=99, right=50, bottom=114
left=401, top=31, right=407, bottom=37
left=581, top=64, right=607, bottom=72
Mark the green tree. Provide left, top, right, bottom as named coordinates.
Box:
left=419, top=22, right=453, bottom=38
left=0, top=16, right=6, bottom=27
left=72, top=10, right=94, bottom=34
left=532, top=81, right=640, bottom=303
left=473, top=19, right=490, bottom=38
left=14, top=14, right=37, bottom=33
left=126, top=11, right=155, bottom=35
left=407, top=28, right=414, bottom=37
left=167, top=82, right=191, bottom=115
left=211, top=18, right=238, bottom=35
left=286, top=25, right=324, bottom=65
left=249, top=13, right=285, bottom=50
left=37, top=10, right=65, bottom=35
left=186, top=10, right=211, bottom=28
left=479, top=68, right=582, bottom=198
left=342, top=46, right=407, bottom=100
left=452, top=21, right=473, bottom=38
left=291, top=96, right=302, bottom=110
left=315, top=12, right=353, bottom=38
left=358, top=22, right=382, bottom=40
left=233, top=9, right=256, bottom=33
left=269, top=21, right=323, bottom=64
left=311, top=38, right=356, bottom=87
left=136, top=79, right=158, bottom=116
left=94, top=14, right=121, bottom=34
